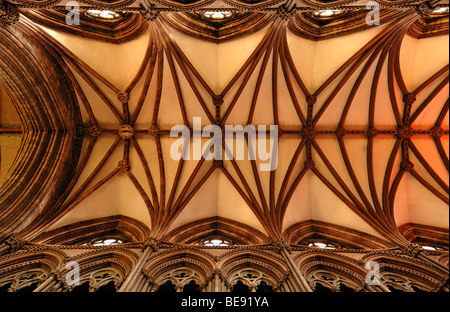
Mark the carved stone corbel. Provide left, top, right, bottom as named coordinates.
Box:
left=402, top=243, right=425, bottom=258
left=272, top=238, right=292, bottom=254
left=140, top=3, right=160, bottom=22
left=277, top=5, right=297, bottom=21
left=144, top=237, right=161, bottom=252
left=415, top=2, right=434, bottom=18
left=1, top=234, right=23, bottom=254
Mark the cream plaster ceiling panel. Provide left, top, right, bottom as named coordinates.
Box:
left=34, top=14, right=448, bottom=243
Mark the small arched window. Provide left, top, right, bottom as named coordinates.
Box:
left=200, top=11, right=234, bottom=21
left=71, top=281, right=90, bottom=292
left=338, top=283, right=355, bottom=292
left=0, top=282, right=13, bottom=292
left=421, top=245, right=444, bottom=251
left=183, top=280, right=201, bottom=293
left=82, top=238, right=124, bottom=246
left=17, top=282, right=39, bottom=292
left=232, top=280, right=251, bottom=293
left=257, top=281, right=274, bottom=293
left=92, top=238, right=123, bottom=246
left=314, top=283, right=332, bottom=292
left=156, top=280, right=176, bottom=293
left=411, top=285, right=426, bottom=292
left=432, top=7, right=449, bottom=15
left=96, top=281, right=117, bottom=292
left=202, top=238, right=232, bottom=247
left=312, top=10, right=345, bottom=18
left=85, top=10, right=122, bottom=21
left=308, top=242, right=336, bottom=249
left=387, top=285, right=404, bottom=293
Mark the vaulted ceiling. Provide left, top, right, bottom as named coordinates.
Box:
left=0, top=84, right=22, bottom=182
left=0, top=0, right=448, bottom=249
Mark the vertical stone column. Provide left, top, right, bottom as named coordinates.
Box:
left=49, top=275, right=65, bottom=292
left=283, top=281, right=291, bottom=292
left=206, top=276, right=213, bottom=292
left=118, top=238, right=160, bottom=292
left=33, top=272, right=67, bottom=292
left=33, top=273, right=56, bottom=292
left=288, top=275, right=301, bottom=292
left=361, top=263, right=392, bottom=293
left=131, top=271, right=148, bottom=292
left=214, top=270, right=221, bottom=292
left=278, top=272, right=290, bottom=292
left=356, top=282, right=376, bottom=293
left=375, top=283, right=391, bottom=292
left=272, top=239, right=312, bottom=292
left=149, top=283, right=158, bottom=292
left=220, top=280, right=227, bottom=292
left=141, top=276, right=152, bottom=292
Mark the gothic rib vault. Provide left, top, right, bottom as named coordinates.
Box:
left=0, top=0, right=448, bottom=293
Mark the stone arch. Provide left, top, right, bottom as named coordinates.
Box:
left=218, top=249, right=289, bottom=291
left=33, top=215, right=151, bottom=245
left=151, top=267, right=206, bottom=292
left=162, top=217, right=269, bottom=245
left=144, top=248, right=216, bottom=291
left=283, top=220, right=393, bottom=249
left=0, top=248, right=64, bottom=292
left=362, top=253, right=444, bottom=292
left=0, top=268, right=47, bottom=292
left=297, top=252, right=367, bottom=292
left=63, top=248, right=138, bottom=291
left=70, top=266, right=124, bottom=292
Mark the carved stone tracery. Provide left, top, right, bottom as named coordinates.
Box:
left=140, top=7, right=160, bottom=22
left=0, top=2, right=19, bottom=26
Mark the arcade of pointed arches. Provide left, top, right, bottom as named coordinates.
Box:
left=0, top=234, right=447, bottom=293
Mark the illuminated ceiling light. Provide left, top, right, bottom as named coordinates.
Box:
left=203, top=238, right=231, bottom=247
left=432, top=7, right=449, bottom=14
left=85, top=10, right=122, bottom=20
left=421, top=245, right=444, bottom=251
left=201, top=11, right=234, bottom=20
left=210, top=239, right=224, bottom=246
left=91, top=238, right=123, bottom=246
left=308, top=242, right=336, bottom=249
left=312, top=9, right=344, bottom=18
